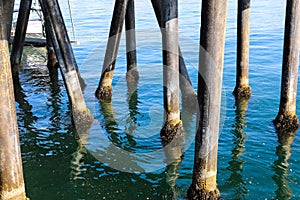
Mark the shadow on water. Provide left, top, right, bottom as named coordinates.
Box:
left=225, top=98, right=250, bottom=199
left=13, top=72, right=38, bottom=134
left=272, top=132, right=295, bottom=199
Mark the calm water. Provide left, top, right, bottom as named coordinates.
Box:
left=16, top=0, right=300, bottom=199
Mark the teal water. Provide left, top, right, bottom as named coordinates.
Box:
left=16, top=0, right=300, bottom=199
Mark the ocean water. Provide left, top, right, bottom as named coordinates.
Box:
left=15, top=0, right=300, bottom=199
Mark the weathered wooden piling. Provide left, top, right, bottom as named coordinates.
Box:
left=39, top=0, right=62, bottom=66
left=0, top=1, right=26, bottom=198
left=41, top=0, right=92, bottom=125
left=46, top=0, right=86, bottom=85
left=95, top=0, right=128, bottom=100
left=160, top=0, right=183, bottom=145
left=233, top=0, right=251, bottom=99
left=274, top=0, right=300, bottom=133
left=3, top=0, right=15, bottom=40
left=187, top=0, right=228, bottom=199
left=39, top=0, right=60, bottom=84
left=10, top=0, right=33, bottom=69
left=45, top=27, right=58, bottom=69
left=151, top=0, right=197, bottom=111
left=125, top=0, right=139, bottom=83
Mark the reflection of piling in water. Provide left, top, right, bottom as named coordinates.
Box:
left=0, top=3, right=26, bottom=197
left=187, top=0, right=228, bottom=199
left=233, top=0, right=251, bottom=99
left=13, top=72, right=38, bottom=128
left=160, top=0, right=184, bottom=145
left=226, top=98, right=249, bottom=198
left=10, top=0, right=32, bottom=69
left=126, top=79, right=140, bottom=136
left=163, top=117, right=185, bottom=199
left=164, top=148, right=182, bottom=200
left=125, top=0, right=139, bottom=83
left=70, top=133, right=88, bottom=180
left=274, top=0, right=300, bottom=133
left=151, top=0, right=197, bottom=112
left=100, top=99, right=137, bottom=148
left=272, top=132, right=295, bottom=199
left=99, top=100, right=118, bottom=133
left=95, top=0, right=128, bottom=100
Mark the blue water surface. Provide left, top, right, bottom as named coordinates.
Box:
left=15, top=0, right=300, bottom=199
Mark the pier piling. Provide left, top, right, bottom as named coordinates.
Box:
left=233, top=0, right=251, bottom=99
left=125, top=0, right=139, bottom=83
left=45, top=25, right=58, bottom=69
left=274, top=0, right=300, bottom=133
left=95, top=0, right=128, bottom=100
left=41, top=0, right=93, bottom=125
left=151, top=0, right=196, bottom=111
left=187, top=0, right=228, bottom=199
left=0, top=1, right=26, bottom=198
left=160, top=0, right=183, bottom=145
left=3, top=0, right=15, bottom=40
left=10, top=0, right=33, bottom=69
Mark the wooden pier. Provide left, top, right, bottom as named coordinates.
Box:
left=0, top=0, right=299, bottom=199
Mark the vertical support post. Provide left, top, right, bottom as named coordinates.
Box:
left=44, top=0, right=85, bottom=87
left=3, top=0, right=15, bottom=40
left=41, top=0, right=92, bottom=125
left=274, top=0, right=300, bottom=133
left=43, top=0, right=77, bottom=72
left=46, top=33, right=59, bottom=82
left=0, top=1, right=26, bottom=199
left=160, top=0, right=183, bottom=145
left=187, top=0, right=228, bottom=199
left=151, top=0, right=196, bottom=111
left=233, top=0, right=251, bottom=99
left=125, top=0, right=139, bottom=83
left=39, top=0, right=63, bottom=69
left=46, top=27, right=58, bottom=69
left=95, top=0, right=128, bottom=100
left=10, top=0, right=33, bottom=68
